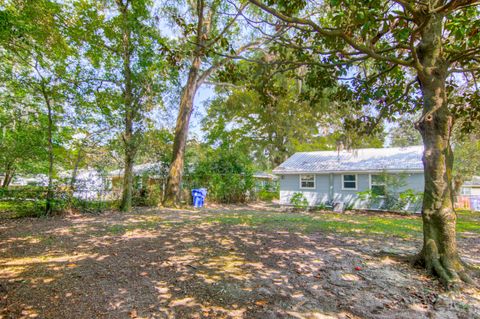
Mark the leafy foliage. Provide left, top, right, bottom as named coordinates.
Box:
left=206, top=52, right=385, bottom=168
left=290, top=192, right=309, bottom=210
left=190, top=147, right=255, bottom=203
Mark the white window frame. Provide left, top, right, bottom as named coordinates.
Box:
left=342, top=174, right=357, bottom=190
left=299, top=174, right=316, bottom=189
left=369, top=174, right=387, bottom=196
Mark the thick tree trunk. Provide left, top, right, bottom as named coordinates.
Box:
left=163, top=57, right=201, bottom=207
left=414, top=14, right=472, bottom=287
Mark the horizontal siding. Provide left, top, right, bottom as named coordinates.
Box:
left=279, top=174, right=329, bottom=205
left=279, top=172, right=425, bottom=210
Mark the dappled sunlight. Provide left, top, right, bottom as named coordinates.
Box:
left=199, top=253, right=252, bottom=282
left=153, top=280, right=172, bottom=300
left=286, top=310, right=346, bottom=319
left=1, top=208, right=479, bottom=318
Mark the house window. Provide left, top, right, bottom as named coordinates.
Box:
left=461, top=187, right=471, bottom=195
left=300, top=174, right=315, bottom=189
left=342, top=174, right=357, bottom=190
left=371, top=174, right=386, bottom=196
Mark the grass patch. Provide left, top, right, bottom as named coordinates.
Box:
left=0, top=198, right=118, bottom=219
left=204, top=210, right=479, bottom=238
left=0, top=200, right=46, bottom=218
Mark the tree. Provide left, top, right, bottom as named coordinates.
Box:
left=248, top=0, right=480, bottom=286
left=162, top=0, right=267, bottom=206
left=0, top=99, right=48, bottom=187
left=0, top=0, right=76, bottom=214
left=390, top=116, right=422, bottom=147
left=204, top=52, right=386, bottom=168
left=452, top=131, right=480, bottom=194
left=75, top=0, right=168, bottom=212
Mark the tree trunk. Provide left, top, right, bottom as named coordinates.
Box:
left=70, top=148, right=83, bottom=191
left=42, top=86, right=54, bottom=216
left=414, top=14, right=472, bottom=287
left=118, top=1, right=137, bottom=212
left=120, top=146, right=135, bottom=212
left=2, top=163, right=14, bottom=188
left=163, top=57, right=201, bottom=207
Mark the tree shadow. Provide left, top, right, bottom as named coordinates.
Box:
left=1, top=208, right=479, bottom=318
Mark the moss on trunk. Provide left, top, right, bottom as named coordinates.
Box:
left=414, top=12, right=473, bottom=288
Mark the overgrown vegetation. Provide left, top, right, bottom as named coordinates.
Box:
left=189, top=147, right=255, bottom=203
left=290, top=192, right=309, bottom=210
left=0, top=187, right=117, bottom=218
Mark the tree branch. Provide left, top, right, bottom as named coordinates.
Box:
left=248, top=0, right=412, bottom=67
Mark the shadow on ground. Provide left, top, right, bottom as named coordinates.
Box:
left=0, top=207, right=479, bottom=319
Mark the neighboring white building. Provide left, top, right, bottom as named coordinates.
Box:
left=457, top=176, right=480, bottom=211
left=273, top=146, right=425, bottom=210
left=460, top=176, right=480, bottom=196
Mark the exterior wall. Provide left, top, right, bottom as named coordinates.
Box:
left=279, top=172, right=425, bottom=209
left=471, top=187, right=480, bottom=196
left=332, top=173, right=369, bottom=205
left=279, top=174, right=330, bottom=205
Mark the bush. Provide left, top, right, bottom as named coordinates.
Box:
left=256, top=183, right=279, bottom=201
left=190, top=148, right=255, bottom=203
left=290, top=192, right=309, bottom=210
left=357, top=188, right=423, bottom=212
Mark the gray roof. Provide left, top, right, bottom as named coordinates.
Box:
left=273, top=146, right=424, bottom=174
left=108, top=163, right=168, bottom=177
left=253, top=172, right=278, bottom=180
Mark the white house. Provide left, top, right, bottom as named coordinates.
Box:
left=273, top=146, right=425, bottom=210
left=460, top=176, right=480, bottom=196
left=457, top=176, right=480, bottom=211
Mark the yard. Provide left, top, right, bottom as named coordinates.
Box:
left=1, top=206, right=479, bottom=319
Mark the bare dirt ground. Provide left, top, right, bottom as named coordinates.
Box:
left=0, top=205, right=479, bottom=319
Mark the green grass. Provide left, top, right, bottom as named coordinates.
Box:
left=0, top=198, right=117, bottom=218
left=0, top=200, right=46, bottom=218
left=204, top=210, right=480, bottom=238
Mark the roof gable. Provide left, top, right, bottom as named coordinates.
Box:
left=273, top=146, right=424, bottom=174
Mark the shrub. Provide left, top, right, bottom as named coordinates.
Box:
left=357, top=188, right=423, bottom=212
left=190, top=148, right=255, bottom=203
left=256, top=183, right=279, bottom=201
left=290, top=192, right=309, bottom=210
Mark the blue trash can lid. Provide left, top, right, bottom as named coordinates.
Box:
left=192, top=188, right=207, bottom=197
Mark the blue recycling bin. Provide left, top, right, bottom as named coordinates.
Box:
left=192, top=188, right=207, bottom=208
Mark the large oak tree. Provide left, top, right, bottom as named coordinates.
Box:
left=248, top=0, right=480, bottom=286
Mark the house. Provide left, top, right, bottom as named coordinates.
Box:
left=273, top=146, right=424, bottom=210
left=460, top=176, right=480, bottom=196
left=253, top=171, right=278, bottom=191
left=456, top=176, right=480, bottom=211
left=108, top=162, right=169, bottom=192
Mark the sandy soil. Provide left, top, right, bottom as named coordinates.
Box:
left=0, top=206, right=479, bottom=319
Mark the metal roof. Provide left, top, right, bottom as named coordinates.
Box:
left=253, top=172, right=278, bottom=180
left=272, top=146, right=424, bottom=174
left=108, top=163, right=168, bottom=177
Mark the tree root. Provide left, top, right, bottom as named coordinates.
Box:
left=410, top=240, right=477, bottom=290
